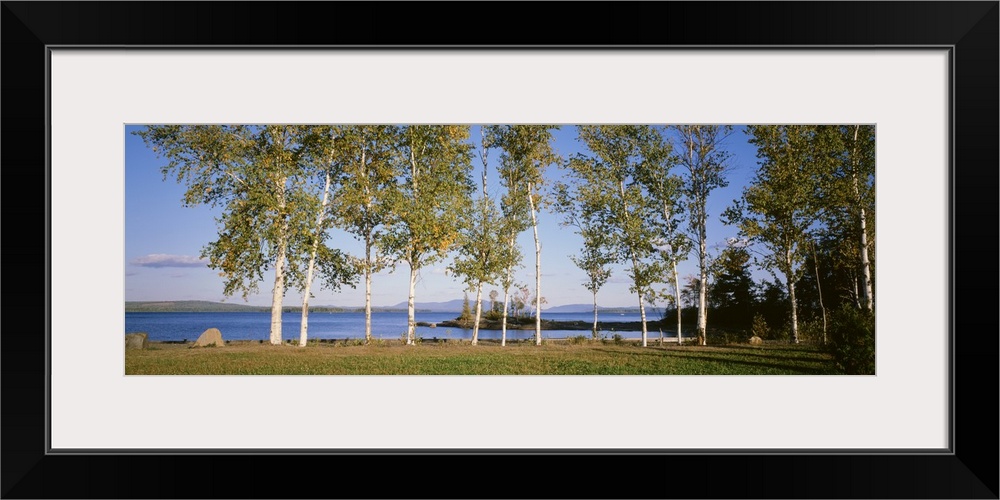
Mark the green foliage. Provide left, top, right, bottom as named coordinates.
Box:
left=724, top=125, right=836, bottom=342
left=552, top=181, right=615, bottom=303
left=566, top=335, right=589, bottom=345
left=382, top=126, right=475, bottom=343
left=612, top=333, right=624, bottom=345
left=383, top=126, right=474, bottom=267
left=751, top=313, right=770, bottom=339
left=458, top=292, right=473, bottom=326
left=571, top=125, right=674, bottom=316
left=826, top=305, right=875, bottom=374
left=485, top=125, right=561, bottom=329
left=709, top=242, right=757, bottom=327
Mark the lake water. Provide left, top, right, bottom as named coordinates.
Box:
left=123, top=311, right=684, bottom=342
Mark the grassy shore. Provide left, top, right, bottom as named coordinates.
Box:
left=125, top=339, right=839, bottom=375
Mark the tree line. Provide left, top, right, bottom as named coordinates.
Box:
left=136, top=124, right=874, bottom=348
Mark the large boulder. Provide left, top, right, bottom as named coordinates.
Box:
left=192, top=328, right=225, bottom=347
left=125, top=332, right=148, bottom=350
left=749, top=335, right=764, bottom=346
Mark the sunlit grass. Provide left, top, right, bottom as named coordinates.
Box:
left=125, top=339, right=839, bottom=375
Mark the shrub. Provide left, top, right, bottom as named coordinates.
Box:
left=566, top=335, right=588, bottom=345
left=796, top=317, right=826, bottom=343
left=751, top=313, right=769, bottom=340
left=612, top=333, right=624, bottom=345
left=712, top=329, right=748, bottom=345
left=826, top=305, right=875, bottom=375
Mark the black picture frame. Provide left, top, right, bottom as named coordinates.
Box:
left=3, top=2, right=997, bottom=498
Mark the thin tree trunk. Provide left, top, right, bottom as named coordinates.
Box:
left=407, top=263, right=417, bottom=345
left=851, top=125, right=874, bottom=312
left=858, top=203, right=873, bottom=311
left=269, top=181, right=288, bottom=346
left=674, top=259, right=682, bottom=345
left=501, top=229, right=516, bottom=347
left=528, top=182, right=542, bottom=345
left=299, top=171, right=333, bottom=347
left=697, top=239, right=708, bottom=346
left=813, top=243, right=827, bottom=345
left=362, top=143, right=374, bottom=345
left=592, top=291, right=599, bottom=340
left=501, top=285, right=510, bottom=347
left=364, top=239, right=373, bottom=344
left=786, top=251, right=799, bottom=344
left=688, top=129, right=709, bottom=347
left=270, top=239, right=286, bottom=345
left=618, top=179, right=647, bottom=347
left=852, top=274, right=862, bottom=309
left=637, top=291, right=648, bottom=348
left=472, top=283, right=483, bottom=345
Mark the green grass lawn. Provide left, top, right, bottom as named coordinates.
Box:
left=125, top=339, right=840, bottom=375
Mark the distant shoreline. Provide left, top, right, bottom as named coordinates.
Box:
left=434, top=318, right=675, bottom=333
left=124, top=300, right=647, bottom=315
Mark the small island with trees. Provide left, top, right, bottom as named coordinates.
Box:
left=125, top=124, right=875, bottom=375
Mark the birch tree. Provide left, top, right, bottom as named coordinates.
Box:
left=671, top=125, right=733, bottom=345
left=574, top=125, right=672, bottom=347
left=449, top=134, right=511, bottom=345
left=383, top=125, right=474, bottom=345
left=136, top=125, right=308, bottom=345
left=486, top=125, right=560, bottom=346
left=553, top=180, right=614, bottom=340
left=827, top=125, right=876, bottom=311
left=638, top=142, right=686, bottom=345
left=332, top=125, right=401, bottom=344
left=724, top=125, right=825, bottom=343
left=288, top=126, right=359, bottom=346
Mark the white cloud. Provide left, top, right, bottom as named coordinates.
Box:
left=130, top=254, right=207, bottom=268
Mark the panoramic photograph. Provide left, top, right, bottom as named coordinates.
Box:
left=124, top=124, right=875, bottom=375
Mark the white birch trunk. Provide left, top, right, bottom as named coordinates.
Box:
left=813, top=244, right=828, bottom=344
left=501, top=285, right=510, bottom=347
left=786, top=251, right=799, bottom=344
left=472, top=283, right=483, bottom=345
left=592, top=291, right=599, bottom=340
left=299, top=171, right=332, bottom=347
left=637, top=292, right=648, bottom=347
left=858, top=203, right=873, bottom=311
left=364, top=241, right=373, bottom=344
left=362, top=146, right=374, bottom=344
left=270, top=241, right=286, bottom=345
left=852, top=125, right=874, bottom=312
left=697, top=239, right=708, bottom=346
left=788, top=278, right=799, bottom=344
left=407, top=263, right=417, bottom=345
left=269, top=181, right=288, bottom=346
left=674, top=259, right=682, bottom=345
left=528, top=183, right=542, bottom=346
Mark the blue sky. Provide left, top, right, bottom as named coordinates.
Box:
left=124, top=125, right=764, bottom=309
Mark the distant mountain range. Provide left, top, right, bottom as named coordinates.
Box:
left=125, top=301, right=268, bottom=312
left=389, top=300, right=644, bottom=314
left=124, top=300, right=406, bottom=313
left=125, top=300, right=645, bottom=314
left=389, top=299, right=466, bottom=312
left=543, top=304, right=643, bottom=314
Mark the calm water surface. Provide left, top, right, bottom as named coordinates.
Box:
left=123, top=311, right=680, bottom=342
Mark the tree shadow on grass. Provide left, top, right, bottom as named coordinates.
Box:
left=665, top=354, right=837, bottom=375
left=589, top=348, right=837, bottom=375
left=664, top=348, right=833, bottom=366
